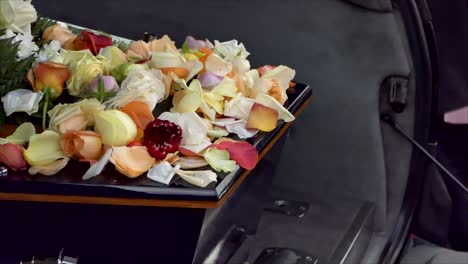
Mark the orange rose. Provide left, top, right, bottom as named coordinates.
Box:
left=60, top=131, right=103, bottom=160
left=27, top=62, right=70, bottom=97
left=43, top=24, right=77, bottom=46
left=26, top=62, right=71, bottom=130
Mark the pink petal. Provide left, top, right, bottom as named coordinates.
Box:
left=178, top=146, right=200, bottom=157
left=257, top=65, right=276, bottom=76
left=0, top=143, right=27, bottom=171
left=212, top=141, right=258, bottom=170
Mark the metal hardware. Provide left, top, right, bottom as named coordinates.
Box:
left=203, top=225, right=248, bottom=264
left=264, top=200, right=309, bottom=218
left=254, top=248, right=318, bottom=264
left=143, top=32, right=156, bottom=42
left=20, top=249, right=78, bottom=264
left=384, top=76, right=409, bottom=113
left=0, top=166, right=8, bottom=176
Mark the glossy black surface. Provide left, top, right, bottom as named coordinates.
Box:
left=0, top=83, right=311, bottom=201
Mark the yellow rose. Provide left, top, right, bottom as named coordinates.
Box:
left=66, top=55, right=108, bottom=97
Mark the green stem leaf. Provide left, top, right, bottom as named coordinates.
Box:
left=42, top=89, right=50, bottom=130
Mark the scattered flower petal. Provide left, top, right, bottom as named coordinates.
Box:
left=224, top=94, right=255, bottom=120
left=23, top=130, right=66, bottom=166
left=158, top=111, right=208, bottom=145
left=94, top=110, right=137, bottom=147
left=175, top=169, right=218, bottom=188
left=225, top=120, right=258, bottom=139
left=0, top=143, right=27, bottom=171
left=29, top=157, right=69, bottom=176
left=1, top=89, right=43, bottom=116
left=203, top=147, right=237, bottom=173
left=255, top=93, right=295, bottom=122
left=212, top=140, right=258, bottom=170
left=82, top=148, right=112, bottom=180
left=174, top=156, right=209, bottom=169
left=110, top=146, right=155, bottom=178
left=147, top=161, right=179, bottom=185
left=0, top=122, right=35, bottom=145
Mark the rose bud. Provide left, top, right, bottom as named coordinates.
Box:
left=82, top=75, right=120, bottom=101
left=60, top=131, right=103, bottom=161
left=43, top=24, right=77, bottom=46
left=0, top=143, right=27, bottom=171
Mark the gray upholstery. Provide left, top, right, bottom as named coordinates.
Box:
left=402, top=245, right=468, bottom=264
left=270, top=0, right=411, bottom=233
left=346, top=0, right=393, bottom=11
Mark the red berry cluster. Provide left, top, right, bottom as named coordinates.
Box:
left=144, top=119, right=182, bottom=160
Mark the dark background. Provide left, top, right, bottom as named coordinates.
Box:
left=33, top=0, right=313, bottom=85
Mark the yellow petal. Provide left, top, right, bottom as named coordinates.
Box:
left=29, top=157, right=70, bottom=176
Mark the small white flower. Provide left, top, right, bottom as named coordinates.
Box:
left=14, top=32, right=39, bottom=59
left=37, top=40, right=61, bottom=62
left=0, top=29, right=39, bottom=59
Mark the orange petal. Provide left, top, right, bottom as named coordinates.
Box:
left=63, top=36, right=78, bottom=50
left=246, top=103, right=278, bottom=132
left=58, top=114, right=88, bottom=134
left=161, top=67, right=189, bottom=79
left=43, top=24, right=77, bottom=45
left=110, top=146, right=155, bottom=178
left=127, top=40, right=150, bottom=60
left=121, top=101, right=155, bottom=130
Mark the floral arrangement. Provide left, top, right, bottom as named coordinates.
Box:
left=0, top=1, right=297, bottom=188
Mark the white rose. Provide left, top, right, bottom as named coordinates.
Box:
left=0, top=0, right=37, bottom=34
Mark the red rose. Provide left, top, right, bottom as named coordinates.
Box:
left=80, top=30, right=112, bottom=55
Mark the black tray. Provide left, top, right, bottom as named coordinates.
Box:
left=0, top=83, right=311, bottom=202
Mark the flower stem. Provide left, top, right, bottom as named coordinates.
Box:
left=98, top=76, right=105, bottom=103
left=42, top=90, right=50, bottom=131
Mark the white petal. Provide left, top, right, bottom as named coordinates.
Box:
left=205, top=53, right=232, bottom=76
left=225, top=120, right=258, bottom=139
left=214, top=39, right=250, bottom=60
left=147, top=161, right=179, bottom=185
left=255, top=93, right=295, bottom=122
left=1, top=89, right=43, bottom=116
left=175, top=169, right=217, bottom=188
left=158, top=111, right=208, bottom=145
left=149, top=51, right=185, bottom=68
left=224, top=94, right=255, bottom=120
left=180, top=138, right=212, bottom=154
left=82, top=148, right=113, bottom=180
left=210, top=118, right=237, bottom=127
left=261, top=65, right=296, bottom=90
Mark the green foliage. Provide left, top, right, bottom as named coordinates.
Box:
left=31, top=16, right=55, bottom=48
left=113, top=39, right=129, bottom=52
left=0, top=30, right=36, bottom=98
